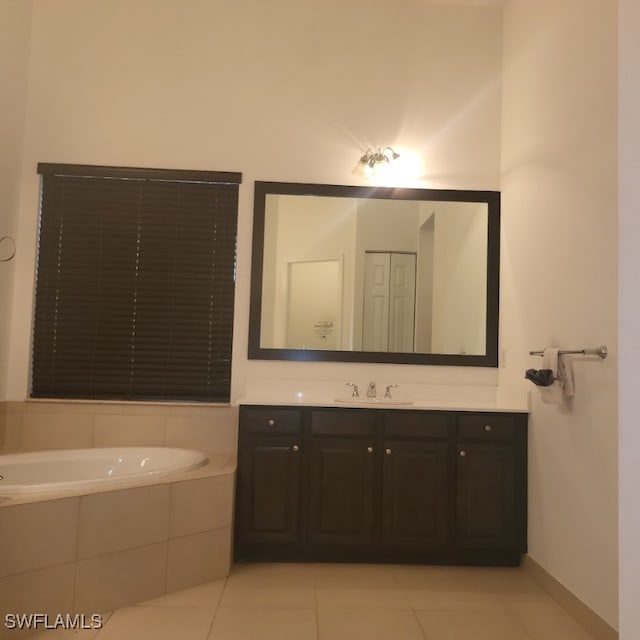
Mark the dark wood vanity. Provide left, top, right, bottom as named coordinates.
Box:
left=239, top=180, right=515, bottom=565
left=234, top=404, right=527, bottom=566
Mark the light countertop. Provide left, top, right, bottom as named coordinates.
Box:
left=236, top=381, right=530, bottom=413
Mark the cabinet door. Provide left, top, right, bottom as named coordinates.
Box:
left=381, top=440, right=450, bottom=548
left=235, top=436, right=301, bottom=545
left=307, top=437, right=376, bottom=545
left=456, top=442, right=516, bottom=549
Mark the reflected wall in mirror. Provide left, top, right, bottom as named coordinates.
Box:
left=249, top=182, right=500, bottom=367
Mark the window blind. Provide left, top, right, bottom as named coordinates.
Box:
left=32, top=163, right=241, bottom=402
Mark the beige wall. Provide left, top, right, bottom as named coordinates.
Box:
left=431, top=202, right=487, bottom=355
left=501, top=0, right=618, bottom=628
left=5, top=0, right=504, bottom=401
left=0, top=0, right=32, bottom=398
left=618, top=0, right=640, bottom=637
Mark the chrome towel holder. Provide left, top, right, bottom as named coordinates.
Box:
left=529, top=345, right=608, bottom=359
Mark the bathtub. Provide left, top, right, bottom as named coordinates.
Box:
left=0, top=444, right=234, bottom=622
left=0, top=446, right=207, bottom=495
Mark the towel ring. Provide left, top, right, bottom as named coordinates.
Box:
left=0, top=236, right=16, bottom=262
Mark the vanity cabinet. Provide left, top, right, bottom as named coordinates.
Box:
left=235, top=408, right=302, bottom=545
left=381, top=412, right=452, bottom=550
left=455, top=414, right=527, bottom=552
left=235, top=404, right=527, bottom=566
left=307, top=410, right=377, bottom=546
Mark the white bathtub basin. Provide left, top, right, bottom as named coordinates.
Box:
left=0, top=447, right=207, bottom=495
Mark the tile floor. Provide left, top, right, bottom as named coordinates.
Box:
left=27, top=563, right=596, bottom=640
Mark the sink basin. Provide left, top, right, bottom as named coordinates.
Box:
left=334, top=396, right=413, bottom=406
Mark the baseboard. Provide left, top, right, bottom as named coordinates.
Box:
left=522, top=555, right=618, bottom=640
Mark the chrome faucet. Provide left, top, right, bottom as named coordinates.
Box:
left=366, top=381, right=377, bottom=398
left=384, top=384, right=399, bottom=399
left=346, top=382, right=359, bottom=398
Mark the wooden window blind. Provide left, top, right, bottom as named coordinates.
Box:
left=31, top=163, right=241, bottom=402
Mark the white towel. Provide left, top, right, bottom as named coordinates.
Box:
left=542, top=347, right=559, bottom=374
left=538, top=348, right=563, bottom=404
left=537, top=348, right=575, bottom=403
left=558, top=355, right=575, bottom=399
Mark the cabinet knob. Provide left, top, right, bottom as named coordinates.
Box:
left=459, top=450, right=466, bottom=457
left=385, top=448, right=392, bottom=455
left=367, top=446, right=374, bottom=453
left=267, top=419, right=276, bottom=427
left=292, top=444, right=299, bottom=452
left=484, top=425, right=492, bottom=432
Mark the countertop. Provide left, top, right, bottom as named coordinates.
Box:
left=236, top=382, right=530, bottom=413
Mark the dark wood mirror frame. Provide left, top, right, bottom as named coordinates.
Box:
left=248, top=181, right=500, bottom=367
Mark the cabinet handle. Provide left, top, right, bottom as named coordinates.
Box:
left=267, top=419, right=276, bottom=427
left=484, top=425, right=492, bottom=432
left=367, top=446, right=374, bottom=453
left=292, top=445, right=299, bottom=452
left=459, top=450, right=466, bottom=457
left=385, top=448, right=392, bottom=455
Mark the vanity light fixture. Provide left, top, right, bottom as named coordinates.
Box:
left=359, top=147, right=400, bottom=170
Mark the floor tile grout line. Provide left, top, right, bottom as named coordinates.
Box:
left=204, top=576, right=228, bottom=640
left=313, top=567, right=321, bottom=640
left=502, top=604, right=537, bottom=640
left=411, top=607, right=432, bottom=640
left=93, top=610, right=114, bottom=638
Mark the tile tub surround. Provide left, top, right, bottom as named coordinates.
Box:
left=0, top=453, right=236, bottom=639
left=0, top=401, right=238, bottom=453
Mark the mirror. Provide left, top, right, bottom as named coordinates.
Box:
left=249, top=181, right=500, bottom=367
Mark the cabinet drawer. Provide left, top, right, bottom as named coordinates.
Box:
left=239, top=407, right=302, bottom=435
left=383, top=411, right=449, bottom=439
left=457, top=414, right=516, bottom=441
left=311, top=409, right=376, bottom=437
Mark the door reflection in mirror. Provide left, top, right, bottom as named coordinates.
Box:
left=362, top=252, right=416, bottom=353
left=285, top=258, right=342, bottom=350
